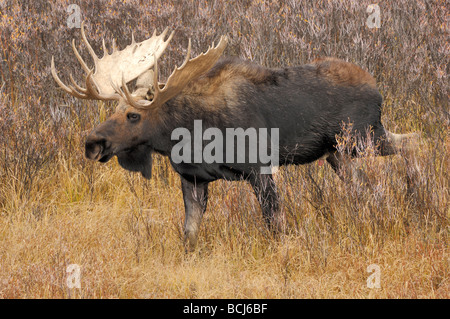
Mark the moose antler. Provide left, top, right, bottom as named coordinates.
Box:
left=51, top=22, right=174, bottom=100
left=119, top=36, right=228, bottom=109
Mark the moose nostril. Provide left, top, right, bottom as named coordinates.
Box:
left=85, top=138, right=106, bottom=160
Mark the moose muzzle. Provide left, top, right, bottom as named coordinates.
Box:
left=85, top=134, right=113, bottom=163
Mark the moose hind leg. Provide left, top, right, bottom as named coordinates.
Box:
left=181, top=177, right=209, bottom=252
left=249, top=173, right=281, bottom=232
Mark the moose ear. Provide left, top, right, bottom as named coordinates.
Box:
left=145, top=88, right=155, bottom=101
left=117, top=145, right=153, bottom=179
left=134, top=70, right=156, bottom=101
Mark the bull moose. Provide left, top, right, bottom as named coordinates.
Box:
left=51, top=24, right=415, bottom=250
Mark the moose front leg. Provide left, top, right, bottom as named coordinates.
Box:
left=326, top=152, right=369, bottom=186
left=249, top=173, right=282, bottom=232
left=180, top=177, right=209, bottom=252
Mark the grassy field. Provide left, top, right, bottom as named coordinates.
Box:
left=0, top=0, right=448, bottom=298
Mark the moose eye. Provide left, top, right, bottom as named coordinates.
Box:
left=127, top=112, right=141, bottom=123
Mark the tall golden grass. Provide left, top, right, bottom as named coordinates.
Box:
left=0, top=0, right=448, bottom=298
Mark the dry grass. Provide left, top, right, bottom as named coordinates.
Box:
left=0, top=0, right=448, bottom=298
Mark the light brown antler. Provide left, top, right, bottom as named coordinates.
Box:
left=51, top=22, right=174, bottom=100
left=119, top=36, right=228, bottom=109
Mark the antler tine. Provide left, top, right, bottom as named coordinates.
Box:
left=180, top=38, right=192, bottom=68
left=160, top=27, right=169, bottom=40
left=158, top=28, right=175, bottom=52
left=69, top=73, right=88, bottom=94
left=153, top=54, right=160, bottom=92
left=102, top=38, right=108, bottom=57
left=51, top=56, right=73, bottom=94
left=80, top=21, right=99, bottom=69
left=84, top=71, right=105, bottom=100
left=51, top=56, right=87, bottom=99
left=112, top=38, right=117, bottom=53
left=67, top=84, right=89, bottom=99
left=71, top=39, right=91, bottom=74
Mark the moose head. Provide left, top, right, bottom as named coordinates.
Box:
left=51, top=22, right=227, bottom=178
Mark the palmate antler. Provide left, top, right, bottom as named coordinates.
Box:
left=51, top=22, right=227, bottom=109
left=51, top=22, right=174, bottom=101
left=120, top=37, right=228, bottom=109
